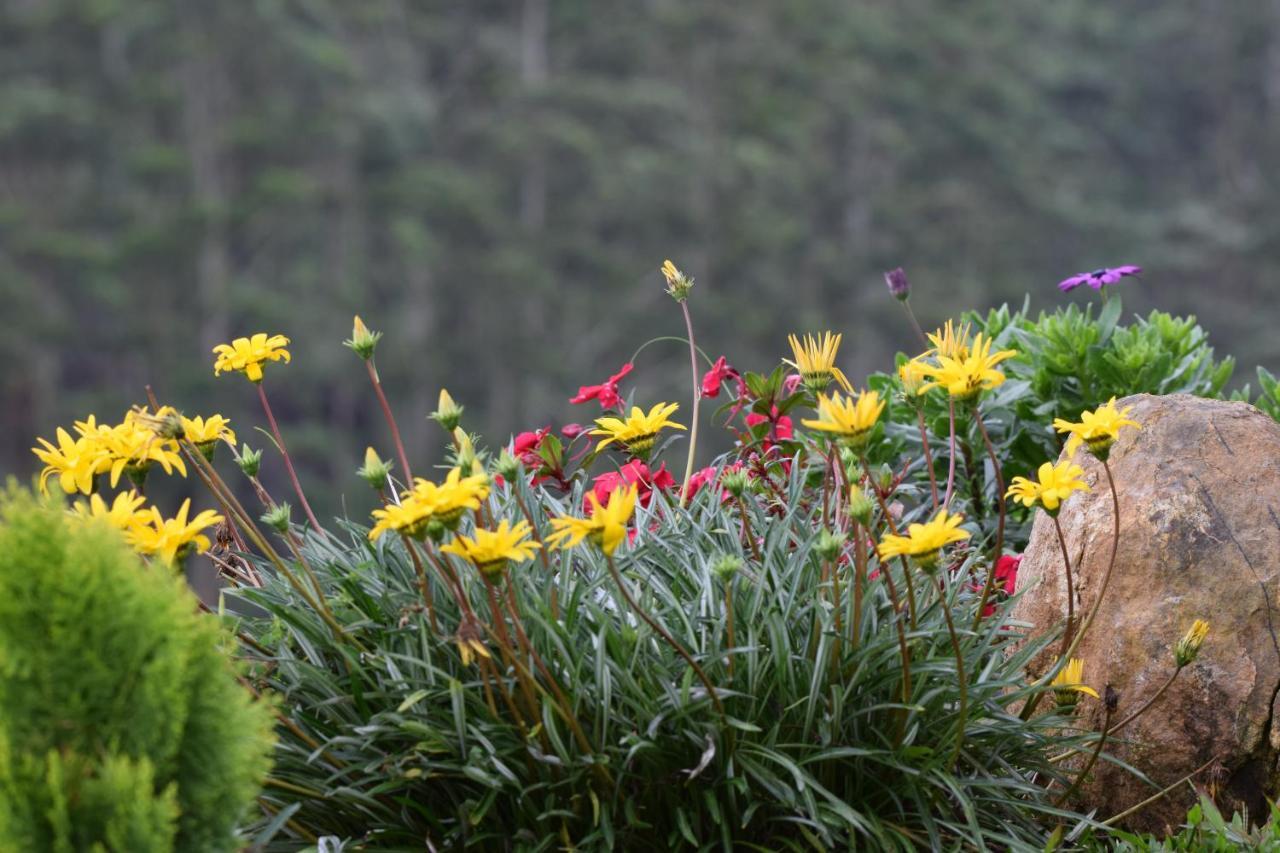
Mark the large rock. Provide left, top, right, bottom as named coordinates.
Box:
left=1012, top=393, right=1280, bottom=833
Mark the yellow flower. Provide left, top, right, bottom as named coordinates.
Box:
left=127, top=499, right=223, bottom=565
left=898, top=358, right=931, bottom=397
left=1053, top=397, right=1140, bottom=459
left=926, top=319, right=973, bottom=361
left=1051, top=658, right=1100, bottom=705
left=212, top=333, right=291, bottom=383
left=661, top=259, right=693, bottom=300
left=368, top=497, right=434, bottom=542
left=591, top=402, right=686, bottom=459
left=32, top=427, right=110, bottom=495
left=785, top=332, right=854, bottom=395
left=182, top=414, right=236, bottom=448
left=455, top=617, right=491, bottom=667
left=441, top=519, right=541, bottom=578
left=877, top=509, right=970, bottom=567
left=917, top=333, right=1017, bottom=400
left=70, top=491, right=149, bottom=533
left=99, top=415, right=187, bottom=488
left=801, top=390, right=886, bottom=448
left=547, top=483, right=639, bottom=555
left=1006, top=460, right=1090, bottom=514
left=1174, top=619, right=1210, bottom=667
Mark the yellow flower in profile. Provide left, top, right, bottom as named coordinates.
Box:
left=32, top=427, right=109, bottom=495
left=926, top=319, right=973, bottom=361
left=917, top=333, right=1017, bottom=400
left=212, top=333, right=291, bottom=383
left=441, top=519, right=541, bottom=578
left=898, top=358, right=931, bottom=397
left=99, top=415, right=187, bottom=488
left=547, top=483, right=639, bottom=555
left=591, top=403, right=685, bottom=459
left=70, top=491, right=149, bottom=533
left=1051, top=658, right=1100, bottom=705
left=878, top=509, right=970, bottom=567
left=1006, top=460, right=1090, bottom=514
left=127, top=499, right=223, bottom=565
left=182, top=414, right=236, bottom=450
left=1053, top=397, right=1140, bottom=460
left=368, top=497, right=434, bottom=542
left=785, top=332, right=854, bottom=395
left=1174, top=619, right=1210, bottom=667
left=408, top=467, right=491, bottom=528
left=801, top=390, right=886, bottom=449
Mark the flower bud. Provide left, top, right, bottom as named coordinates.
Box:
left=721, top=468, right=750, bottom=499
left=661, top=259, right=694, bottom=302
left=884, top=267, right=910, bottom=301
left=261, top=502, right=291, bottom=533
left=875, top=464, right=894, bottom=493
left=848, top=487, right=874, bottom=526
left=431, top=388, right=463, bottom=432
left=1174, top=619, right=1209, bottom=668
left=496, top=448, right=521, bottom=482
left=452, top=427, right=485, bottom=478
left=814, top=529, right=846, bottom=562
left=344, top=315, right=382, bottom=360
left=357, top=446, right=393, bottom=491
left=238, top=445, right=263, bottom=478
left=712, top=554, right=743, bottom=583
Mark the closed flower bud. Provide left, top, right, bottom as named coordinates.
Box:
left=721, top=468, right=750, bottom=499
left=496, top=448, right=521, bottom=482
left=1104, top=685, right=1120, bottom=714
left=1174, top=619, right=1209, bottom=668
left=712, top=554, right=743, bottom=582
left=875, top=464, right=894, bottom=493
left=261, top=502, right=291, bottom=533
left=344, top=315, right=382, bottom=360
left=884, top=267, right=910, bottom=301
left=357, top=446, right=393, bottom=491
left=238, top=445, right=263, bottom=478
left=848, top=487, right=875, bottom=526
left=814, top=529, right=846, bottom=561
left=431, top=388, right=464, bottom=432
left=661, top=259, right=694, bottom=302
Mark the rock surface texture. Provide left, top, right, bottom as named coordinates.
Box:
left=1012, top=393, right=1280, bottom=833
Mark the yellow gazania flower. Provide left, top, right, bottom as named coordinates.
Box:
left=368, top=496, right=434, bottom=541
left=1051, top=658, right=1100, bottom=705
left=440, top=519, right=541, bottom=578
left=1053, top=397, right=1140, bottom=459
left=591, top=402, right=686, bottom=458
left=926, top=319, right=973, bottom=361
left=70, top=491, right=150, bottom=533
left=898, top=358, right=931, bottom=397
left=1174, top=619, right=1210, bottom=667
left=181, top=414, right=236, bottom=448
left=99, top=417, right=187, bottom=488
left=1006, top=460, right=1090, bottom=514
left=917, top=333, right=1017, bottom=400
left=32, top=427, right=110, bottom=495
left=212, top=333, right=291, bottom=383
left=409, top=467, right=491, bottom=526
left=547, top=483, right=639, bottom=556
left=127, top=499, right=223, bottom=565
left=801, top=390, right=886, bottom=448
left=877, top=509, right=970, bottom=567
left=785, top=332, right=854, bottom=395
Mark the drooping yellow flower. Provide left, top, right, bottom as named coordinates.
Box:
left=547, top=483, right=639, bottom=555
left=127, top=499, right=223, bottom=565
left=785, top=332, right=854, bottom=395
left=441, top=519, right=541, bottom=578
left=455, top=617, right=491, bottom=667
left=591, top=403, right=685, bottom=459
left=1006, top=460, right=1090, bottom=514
left=917, top=333, right=1017, bottom=400
left=877, top=509, right=970, bottom=567
left=1174, top=619, right=1210, bottom=667
left=32, top=427, right=110, bottom=495
left=801, top=390, right=886, bottom=448
left=181, top=414, right=236, bottom=449
left=70, top=491, right=150, bottom=533
left=1051, top=658, right=1100, bottom=705
left=926, top=319, right=973, bottom=361
left=1053, top=397, right=1140, bottom=459
left=212, top=333, right=291, bottom=383
left=98, top=415, right=187, bottom=488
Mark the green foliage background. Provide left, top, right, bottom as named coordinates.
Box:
left=3, top=1, right=1278, bottom=517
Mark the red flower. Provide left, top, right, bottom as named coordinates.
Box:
left=701, top=356, right=737, bottom=399
left=684, top=466, right=719, bottom=501
left=746, top=406, right=794, bottom=448
left=979, top=554, right=1022, bottom=617
left=586, top=460, right=675, bottom=512
left=570, top=362, right=633, bottom=409
left=513, top=426, right=551, bottom=466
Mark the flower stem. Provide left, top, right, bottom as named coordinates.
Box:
left=1110, top=667, right=1182, bottom=735
left=969, top=409, right=1008, bottom=632
left=256, top=383, right=323, bottom=533
left=939, top=572, right=969, bottom=771
left=1054, top=704, right=1113, bottom=808
left=852, top=526, right=866, bottom=651
left=901, top=299, right=930, bottom=350
left=400, top=534, right=440, bottom=633
left=945, top=398, right=958, bottom=508
left=605, top=553, right=723, bottom=716
left=1063, top=459, right=1121, bottom=659
left=1053, top=515, right=1076, bottom=657
left=917, top=408, right=940, bottom=511
left=723, top=580, right=736, bottom=678
left=679, top=301, right=701, bottom=505
left=365, top=358, right=413, bottom=484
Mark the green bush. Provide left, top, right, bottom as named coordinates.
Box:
left=1100, top=796, right=1280, bottom=851
left=0, top=488, right=275, bottom=852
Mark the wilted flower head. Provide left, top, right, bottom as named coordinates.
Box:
left=1058, top=265, right=1142, bottom=293
left=884, top=267, right=910, bottom=301
left=1051, top=658, right=1100, bottom=707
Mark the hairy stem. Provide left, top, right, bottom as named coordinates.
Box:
left=365, top=358, right=413, bottom=484
left=257, top=382, right=323, bottom=533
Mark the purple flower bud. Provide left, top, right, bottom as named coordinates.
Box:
left=884, top=267, right=910, bottom=301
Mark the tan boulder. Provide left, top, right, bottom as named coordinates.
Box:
left=1011, top=393, right=1280, bottom=833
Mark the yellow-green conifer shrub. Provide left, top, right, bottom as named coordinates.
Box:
left=0, top=488, right=275, bottom=852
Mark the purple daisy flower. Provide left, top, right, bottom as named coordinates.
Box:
left=1057, top=265, right=1142, bottom=292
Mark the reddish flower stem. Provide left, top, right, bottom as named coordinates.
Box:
left=969, top=409, right=1007, bottom=632
left=1052, top=515, right=1076, bottom=657
left=917, top=408, right=940, bottom=511
left=366, top=359, right=413, bottom=484
left=256, top=383, right=323, bottom=533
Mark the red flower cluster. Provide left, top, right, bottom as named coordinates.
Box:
left=701, top=356, right=738, bottom=399
left=570, top=362, right=633, bottom=409
left=586, top=460, right=675, bottom=512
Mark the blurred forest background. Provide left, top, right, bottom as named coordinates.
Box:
left=3, top=1, right=1278, bottom=516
